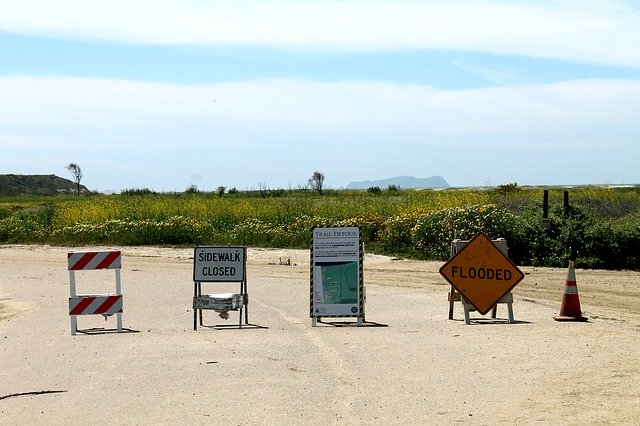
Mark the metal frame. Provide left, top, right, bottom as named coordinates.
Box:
left=460, top=293, right=514, bottom=324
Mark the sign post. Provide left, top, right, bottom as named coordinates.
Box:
left=192, top=246, right=248, bottom=330
left=439, top=233, right=524, bottom=323
left=310, top=227, right=365, bottom=326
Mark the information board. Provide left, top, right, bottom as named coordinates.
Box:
left=311, top=227, right=363, bottom=318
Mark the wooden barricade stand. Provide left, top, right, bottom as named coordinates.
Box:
left=447, top=238, right=515, bottom=324
left=68, top=250, right=123, bottom=335
left=192, top=246, right=248, bottom=330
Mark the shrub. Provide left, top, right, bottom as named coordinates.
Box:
left=184, top=185, right=200, bottom=194
left=379, top=210, right=427, bottom=252
left=0, top=204, right=54, bottom=243
left=411, top=204, right=519, bottom=260
left=581, top=217, right=640, bottom=269
left=495, top=182, right=520, bottom=195
left=335, top=214, right=385, bottom=243
left=121, top=188, right=157, bottom=196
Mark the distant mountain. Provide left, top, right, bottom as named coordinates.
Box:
left=346, top=175, right=449, bottom=190
left=0, top=174, right=91, bottom=196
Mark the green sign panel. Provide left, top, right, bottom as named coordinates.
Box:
left=318, top=262, right=359, bottom=304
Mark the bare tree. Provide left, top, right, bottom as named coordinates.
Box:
left=308, top=171, right=325, bottom=195
left=66, top=163, right=82, bottom=196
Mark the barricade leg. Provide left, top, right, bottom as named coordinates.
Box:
left=70, top=316, right=77, bottom=335
left=193, top=309, right=198, bottom=331
left=70, top=269, right=77, bottom=335
left=115, top=268, right=123, bottom=332
left=198, top=283, right=203, bottom=327
left=507, top=301, right=514, bottom=323
left=193, top=282, right=198, bottom=330
left=463, top=306, right=471, bottom=325
left=448, top=285, right=455, bottom=320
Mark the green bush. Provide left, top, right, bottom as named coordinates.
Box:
left=379, top=211, right=426, bottom=253
left=0, top=204, right=54, bottom=243
left=581, top=218, right=640, bottom=269
left=45, top=216, right=217, bottom=246
left=410, top=204, right=519, bottom=260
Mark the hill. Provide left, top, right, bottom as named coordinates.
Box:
left=346, top=175, right=449, bottom=190
left=0, top=174, right=91, bottom=196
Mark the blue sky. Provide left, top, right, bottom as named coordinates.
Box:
left=1, top=0, right=639, bottom=192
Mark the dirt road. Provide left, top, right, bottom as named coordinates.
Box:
left=1, top=245, right=639, bottom=424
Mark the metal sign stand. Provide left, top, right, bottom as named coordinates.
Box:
left=192, top=246, right=248, bottom=330
left=193, top=282, right=248, bottom=329
left=459, top=293, right=514, bottom=324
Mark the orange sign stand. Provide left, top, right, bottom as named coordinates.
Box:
left=440, top=233, right=524, bottom=324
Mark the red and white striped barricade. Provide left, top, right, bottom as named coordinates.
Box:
left=68, top=250, right=123, bottom=335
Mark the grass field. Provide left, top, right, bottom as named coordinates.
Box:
left=1, top=185, right=639, bottom=270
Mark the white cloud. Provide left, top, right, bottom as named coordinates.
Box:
left=2, top=76, right=636, bottom=144
left=1, top=75, right=639, bottom=189
left=1, top=0, right=640, bottom=67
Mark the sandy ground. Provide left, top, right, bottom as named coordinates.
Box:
left=1, top=244, right=639, bottom=425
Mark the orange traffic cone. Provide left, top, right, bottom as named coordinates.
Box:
left=554, top=261, right=588, bottom=321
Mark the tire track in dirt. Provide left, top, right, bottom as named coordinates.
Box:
left=252, top=299, right=356, bottom=422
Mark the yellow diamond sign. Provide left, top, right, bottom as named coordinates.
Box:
left=439, top=232, right=524, bottom=315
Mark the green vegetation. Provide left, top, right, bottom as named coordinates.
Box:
left=1, top=186, right=639, bottom=270
left=0, top=174, right=90, bottom=196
